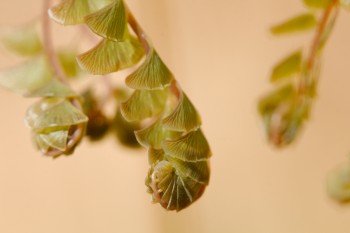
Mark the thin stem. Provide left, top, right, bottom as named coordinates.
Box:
left=42, top=0, right=68, bottom=85
left=299, top=0, right=339, bottom=93
left=307, top=0, right=339, bottom=70
left=125, top=4, right=151, bottom=55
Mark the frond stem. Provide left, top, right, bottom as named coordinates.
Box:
left=298, top=0, right=339, bottom=95
left=306, top=0, right=339, bottom=71
left=42, top=0, right=69, bottom=85
left=125, top=4, right=151, bottom=55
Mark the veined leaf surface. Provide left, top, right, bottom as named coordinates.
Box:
left=120, top=89, right=169, bottom=122
left=146, top=159, right=207, bottom=211
left=49, top=0, right=92, bottom=25
left=162, top=129, right=211, bottom=162
left=126, top=49, right=174, bottom=90
left=162, top=92, right=201, bottom=132
left=77, top=37, right=144, bottom=75
left=166, top=156, right=210, bottom=185
left=135, top=119, right=178, bottom=149
left=39, top=129, right=70, bottom=151
left=26, top=98, right=88, bottom=132
left=85, top=0, right=127, bottom=41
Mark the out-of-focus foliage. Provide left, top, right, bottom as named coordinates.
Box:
left=259, top=0, right=350, bottom=206
left=258, top=0, right=338, bottom=147
left=327, top=159, right=350, bottom=203
left=0, top=22, right=88, bottom=158
left=0, top=57, right=52, bottom=95
left=82, top=90, right=110, bottom=141
left=81, top=88, right=141, bottom=147
left=270, top=50, right=302, bottom=82
left=341, top=0, right=350, bottom=9
left=0, top=24, right=42, bottom=56
left=113, top=108, right=140, bottom=148
left=303, top=0, right=332, bottom=8
left=271, top=13, right=317, bottom=35
left=58, top=50, right=81, bottom=78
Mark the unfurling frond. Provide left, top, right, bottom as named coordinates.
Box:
left=26, top=98, right=88, bottom=157
left=327, top=159, right=350, bottom=203
left=259, top=1, right=339, bottom=148
left=60, top=0, right=211, bottom=211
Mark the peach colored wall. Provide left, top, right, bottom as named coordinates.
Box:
left=1, top=0, right=350, bottom=233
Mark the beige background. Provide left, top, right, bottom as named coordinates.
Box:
left=1, top=0, right=350, bottom=232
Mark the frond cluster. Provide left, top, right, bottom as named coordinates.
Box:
left=0, top=24, right=87, bottom=158
left=258, top=0, right=339, bottom=147
left=48, top=0, right=212, bottom=211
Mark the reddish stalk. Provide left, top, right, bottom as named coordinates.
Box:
left=299, top=0, right=339, bottom=93
left=125, top=5, right=151, bottom=55
left=42, top=0, right=68, bottom=85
